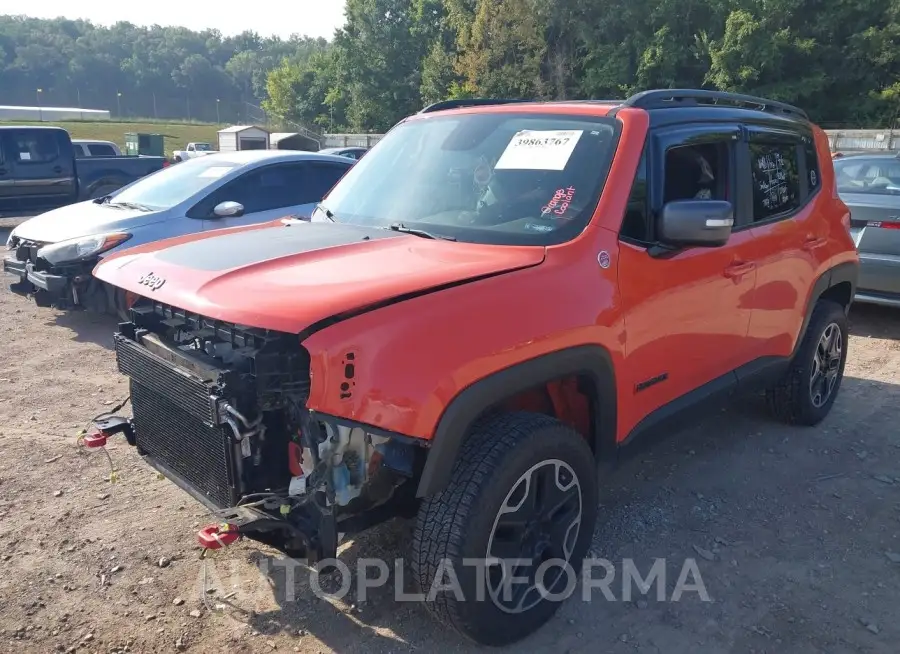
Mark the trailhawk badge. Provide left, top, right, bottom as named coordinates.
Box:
left=138, top=272, right=166, bottom=291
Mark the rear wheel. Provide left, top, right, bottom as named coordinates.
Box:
left=411, top=412, right=597, bottom=646
left=766, top=300, right=849, bottom=425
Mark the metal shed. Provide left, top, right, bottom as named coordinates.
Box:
left=270, top=132, right=320, bottom=152
left=217, top=125, right=270, bottom=152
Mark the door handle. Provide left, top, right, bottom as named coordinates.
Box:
left=803, top=236, right=827, bottom=251
left=723, top=261, right=756, bottom=278
left=52, top=166, right=64, bottom=173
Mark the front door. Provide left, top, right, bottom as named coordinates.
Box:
left=0, top=134, right=14, bottom=212
left=196, top=161, right=352, bottom=230
left=617, top=124, right=758, bottom=435
left=7, top=129, right=77, bottom=210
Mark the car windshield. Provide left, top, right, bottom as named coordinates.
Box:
left=312, top=112, right=619, bottom=245
left=835, top=157, right=900, bottom=195
left=109, top=157, right=239, bottom=210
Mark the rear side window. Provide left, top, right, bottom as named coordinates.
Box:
left=88, top=143, right=117, bottom=156
left=749, top=141, right=800, bottom=221
left=12, top=131, right=60, bottom=164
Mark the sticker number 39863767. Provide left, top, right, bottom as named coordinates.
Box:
left=494, top=130, right=584, bottom=171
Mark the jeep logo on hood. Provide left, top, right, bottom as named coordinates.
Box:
left=138, top=272, right=166, bottom=291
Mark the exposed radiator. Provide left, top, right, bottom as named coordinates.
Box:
left=115, top=334, right=238, bottom=508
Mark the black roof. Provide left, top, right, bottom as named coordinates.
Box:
left=419, top=89, right=811, bottom=126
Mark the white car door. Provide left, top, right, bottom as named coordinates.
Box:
left=200, top=161, right=352, bottom=231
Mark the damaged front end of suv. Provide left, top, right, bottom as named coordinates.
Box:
left=105, top=299, right=421, bottom=561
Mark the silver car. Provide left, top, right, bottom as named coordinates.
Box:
left=4, top=150, right=352, bottom=315
left=834, top=153, right=900, bottom=307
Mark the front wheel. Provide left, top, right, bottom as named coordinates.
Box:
left=411, top=412, right=598, bottom=646
left=767, top=299, right=849, bottom=425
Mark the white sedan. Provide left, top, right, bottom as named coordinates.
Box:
left=4, top=150, right=354, bottom=315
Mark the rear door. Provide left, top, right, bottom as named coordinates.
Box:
left=741, top=126, right=823, bottom=359
left=7, top=129, right=77, bottom=209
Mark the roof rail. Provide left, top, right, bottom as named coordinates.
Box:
left=419, top=98, right=532, bottom=114
left=622, top=89, right=809, bottom=120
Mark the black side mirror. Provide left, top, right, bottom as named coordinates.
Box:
left=658, top=200, right=734, bottom=248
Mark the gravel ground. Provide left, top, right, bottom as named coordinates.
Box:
left=1, top=246, right=899, bottom=653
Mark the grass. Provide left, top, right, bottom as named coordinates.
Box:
left=0, top=119, right=224, bottom=158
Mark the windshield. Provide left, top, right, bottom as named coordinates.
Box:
left=313, top=112, right=619, bottom=245
left=835, top=157, right=900, bottom=195
left=194, top=143, right=213, bottom=151
left=109, top=156, right=239, bottom=210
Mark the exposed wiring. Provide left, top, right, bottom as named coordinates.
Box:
left=75, top=396, right=131, bottom=483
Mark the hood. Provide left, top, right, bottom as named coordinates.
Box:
left=93, top=221, right=545, bottom=332
left=12, top=201, right=166, bottom=244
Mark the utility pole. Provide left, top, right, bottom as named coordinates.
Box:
left=216, top=98, right=221, bottom=124
left=116, top=91, right=122, bottom=117
left=153, top=93, right=158, bottom=119
left=36, top=88, right=43, bottom=121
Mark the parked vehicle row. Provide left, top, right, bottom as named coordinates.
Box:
left=72, top=139, right=122, bottom=158
left=0, top=126, right=169, bottom=215
left=11, top=90, right=859, bottom=646
left=3, top=150, right=353, bottom=315
left=172, top=141, right=215, bottom=162
left=832, top=152, right=900, bottom=307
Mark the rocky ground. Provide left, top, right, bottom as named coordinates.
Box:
left=1, top=219, right=898, bottom=653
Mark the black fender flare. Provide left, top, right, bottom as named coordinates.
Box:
left=793, top=260, right=858, bottom=358
left=415, top=344, right=618, bottom=498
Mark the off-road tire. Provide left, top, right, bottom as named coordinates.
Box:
left=411, top=412, right=598, bottom=646
left=766, top=299, right=849, bottom=425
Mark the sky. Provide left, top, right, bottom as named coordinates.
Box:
left=11, top=1, right=347, bottom=40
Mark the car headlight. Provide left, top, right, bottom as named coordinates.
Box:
left=6, top=230, right=16, bottom=249
left=37, top=233, right=132, bottom=265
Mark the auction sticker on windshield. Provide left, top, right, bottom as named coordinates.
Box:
left=495, top=130, right=583, bottom=171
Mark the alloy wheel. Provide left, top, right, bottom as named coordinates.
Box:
left=484, top=459, right=582, bottom=614
left=810, top=322, right=843, bottom=408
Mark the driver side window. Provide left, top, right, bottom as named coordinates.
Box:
left=619, top=131, right=735, bottom=245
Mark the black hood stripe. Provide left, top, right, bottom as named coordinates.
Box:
left=154, top=222, right=404, bottom=271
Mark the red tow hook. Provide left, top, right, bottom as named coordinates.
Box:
left=82, top=428, right=110, bottom=448
left=197, top=523, right=241, bottom=550
left=84, top=415, right=136, bottom=447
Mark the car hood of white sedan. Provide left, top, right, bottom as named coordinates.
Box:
left=12, top=201, right=170, bottom=244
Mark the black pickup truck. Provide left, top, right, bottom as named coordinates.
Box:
left=0, top=126, right=168, bottom=215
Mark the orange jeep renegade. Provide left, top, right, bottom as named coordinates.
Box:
left=90, top=89, right=858, bottom=646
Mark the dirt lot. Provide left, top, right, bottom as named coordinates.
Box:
left=1, top=231, right=899, bottom=653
